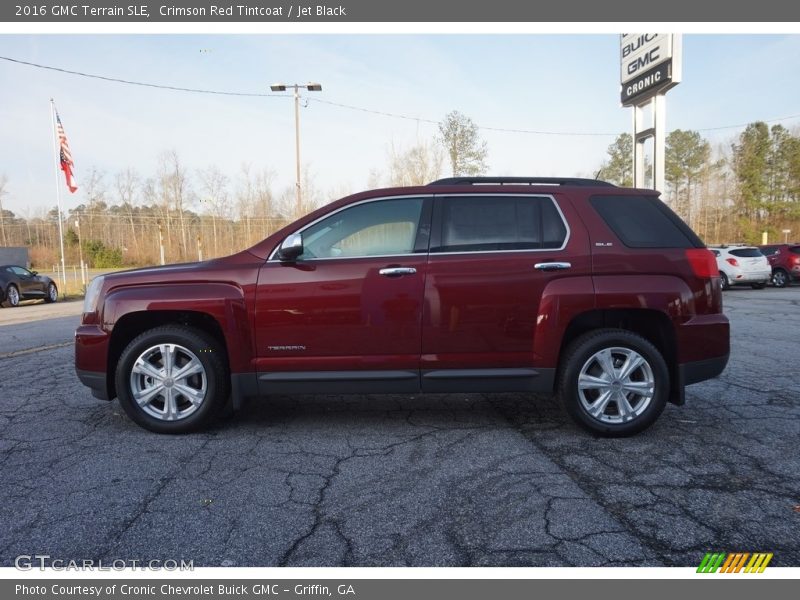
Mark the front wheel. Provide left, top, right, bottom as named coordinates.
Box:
left=44, top=282, right=58, bottom=303
left=115, top=325, right=230, bottom=433
left=558, top=329, right=669, bottom=437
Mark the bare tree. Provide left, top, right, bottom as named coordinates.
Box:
left=387, top=140, right=443, bottom=186
left=437, top=110, right=488, bottom=176
left=0, top=173, right=8, bottom=246
left=115, top=168, right=141, bottom=259
left=198, top=165, right=230, bottom=256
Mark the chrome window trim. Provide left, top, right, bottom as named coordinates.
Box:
left=432, top=193, right=570, bottom=255
left=268, top=194, right=434, bottom=261
left=267, top=192, right=570, bottom=261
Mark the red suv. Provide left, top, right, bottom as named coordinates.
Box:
left=75, top=177, right=729, bottom=436
left=758, top=244, right=800, bottom=287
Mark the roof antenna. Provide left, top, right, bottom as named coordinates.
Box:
left=594, top=168, right=603, bottom=180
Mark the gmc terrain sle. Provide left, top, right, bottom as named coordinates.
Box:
left=75, top=177, right=730, bottom=436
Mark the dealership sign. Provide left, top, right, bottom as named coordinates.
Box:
left=620, top=33, right=681, bottom=105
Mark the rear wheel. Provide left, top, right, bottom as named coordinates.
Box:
left=44, top=282, right=58, bottom=303
left=3, top=284, right=20, bottom=308
left=719, top=272, right=730, bottom=290
left=558, top=329, right=669, bottom=437
left=115, top=325, right=230, bottom=433
left=772, top=269, right=789, bottom=288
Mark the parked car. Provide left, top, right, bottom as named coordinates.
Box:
left=709, top=246, right=771, bottom=290
left=75, top=177, right=729, bottom=437
left=0, top=265, right=59, bottom=307
left=758, top=243, right=800, bottom=288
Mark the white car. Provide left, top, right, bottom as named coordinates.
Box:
left=710, top=246, right=771, bottom=290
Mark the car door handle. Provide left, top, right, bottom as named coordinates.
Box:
left=379, top=267, right=417, bottom=277
left=534, top=262, right=572, bottom=271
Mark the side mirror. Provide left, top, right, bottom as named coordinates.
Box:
left=277, top=233, right=303, bottom=262
left=30, top=270, right=38, bottom=276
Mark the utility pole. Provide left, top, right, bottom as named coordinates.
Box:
left=270, top=82, right=322, bottom=217
left=75, top=218, right=85, bottom=284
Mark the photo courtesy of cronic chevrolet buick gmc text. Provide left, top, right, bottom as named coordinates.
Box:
left=74, top=177, right=730, bottom=436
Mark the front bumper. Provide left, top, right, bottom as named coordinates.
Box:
left=76, top=369, right=110, bottom=400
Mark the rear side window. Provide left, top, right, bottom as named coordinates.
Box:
left=729, top=248, right=763, bottom=258
left=590, top=195, right=702, bottom=249
left=434, top=196, right=567, bottom=253
left=790, top=246, right=800, bottom=255
left=760, top=246, right=778, bottom=256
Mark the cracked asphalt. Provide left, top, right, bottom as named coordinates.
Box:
left=1, top=288, right=798, bottom=567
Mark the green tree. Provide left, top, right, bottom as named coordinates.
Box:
left=732, top=122, right=771, bottom=225
left=665, top=129, right=710, bottom=226
left=600, top=134, right=633, bottom=186
left=437, top=111, right=488, bottom=176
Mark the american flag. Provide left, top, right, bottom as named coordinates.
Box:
left=55, top=110, right=78, bottom=193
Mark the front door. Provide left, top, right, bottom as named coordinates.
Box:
left=254, top=196, right=431, bottom=393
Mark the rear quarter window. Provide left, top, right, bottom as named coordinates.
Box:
left=589, top=195, right=703, bottom=249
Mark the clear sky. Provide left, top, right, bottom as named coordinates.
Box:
left=1, top=34, right=800, bottom=215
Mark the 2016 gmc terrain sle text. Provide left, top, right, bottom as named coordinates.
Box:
left=74, top=177, right=730, bottom=436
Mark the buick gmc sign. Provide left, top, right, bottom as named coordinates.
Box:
left=620, top=33, right=682, bottom=105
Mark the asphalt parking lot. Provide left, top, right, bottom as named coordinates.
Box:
left=1, top=288, right=798, bottom=567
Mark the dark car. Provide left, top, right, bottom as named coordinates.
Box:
left=0, top=265, right=59, bottom=307
left=75, top=177, right=729, bottom=437
left=758, top=244, right=800, bottom=287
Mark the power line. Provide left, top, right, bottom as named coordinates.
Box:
left=2, top=54, right=800, bottom=137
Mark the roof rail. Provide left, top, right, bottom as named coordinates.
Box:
left=427, top=176, right=616, bottom=187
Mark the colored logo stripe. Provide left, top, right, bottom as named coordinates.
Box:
left=697, top=552, right=773, bottom=573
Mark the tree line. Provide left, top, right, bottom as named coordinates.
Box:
left=0, top=112, right=797, bottom=269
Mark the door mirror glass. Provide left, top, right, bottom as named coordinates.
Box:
left=277, top=233, right=304, bottom=262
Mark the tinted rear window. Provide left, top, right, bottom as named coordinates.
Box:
left=590, top=195, right=702, bottom=249
left=790, top=246, right=800, bottom=255
left=729, top=248, right=763, bottom=258
left=435, top=196, right=567, bottom=252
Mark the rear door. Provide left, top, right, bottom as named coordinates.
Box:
left=420, top=193, right=589, bottom=391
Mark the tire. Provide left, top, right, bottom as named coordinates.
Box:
left=115, top=325, right=230, bottom=434
left=772, top=269, right=789, bottom=288
left=2, top=284, right=20, bottom=308
left=44, top=282, right=58, bottom=303
left=558, top=329, right=669, bottom=437
left=751, top=283, right=766, bottom=290
left=719, top=272, right=730, bottom=291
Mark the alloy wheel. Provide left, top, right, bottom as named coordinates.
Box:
left=577, top=347, right=655, bottom=424
left=129, top=343, right=207, bottom=421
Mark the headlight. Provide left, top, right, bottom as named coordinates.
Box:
left=83, top=275, right=105, bottom=314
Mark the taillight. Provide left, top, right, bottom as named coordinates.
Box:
left=726, top=257, right=739, bottom=267
left=686, top=249, right=718, bottom=278
left=792, top=256, right=800, bottom=265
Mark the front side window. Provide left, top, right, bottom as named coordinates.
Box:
left=435, top=196, right=567, bottom=253
left=298, top=198, right=424, bottom=260
left=10, top=267, right=31, bottom=277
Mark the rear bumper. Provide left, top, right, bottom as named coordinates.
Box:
left=729, top=270, right=771, bottom=283
left=76, top=369, right=110, bottom=400
left=681, top=353, right=730, bottom=386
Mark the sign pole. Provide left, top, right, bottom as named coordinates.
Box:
left=49, top=99, right=68, bottom=299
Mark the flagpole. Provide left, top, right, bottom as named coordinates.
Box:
left=50, top=98, right=68, bottom=299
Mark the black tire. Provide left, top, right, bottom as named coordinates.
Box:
left=751, top=283, right=766, bottom=290
left=115, top=325, right=230, bottom=434
left=44, top=282, right=58, bottom=303
left=558, top=329, right=669, bottom=437
left=719, top=272, right=730, bottom=291
left=2, top=284, right=20, bottom=308
left=772, top=269, right=789, bottom=288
